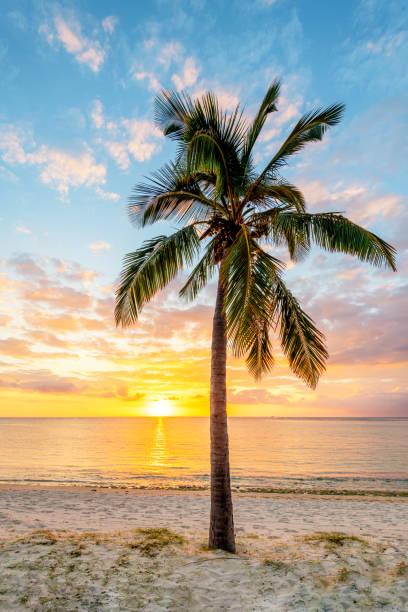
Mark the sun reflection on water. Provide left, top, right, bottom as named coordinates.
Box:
left=149, top=417, right=168, bottom=469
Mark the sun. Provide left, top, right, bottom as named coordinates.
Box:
left=146, top=398, right=174, bottom=417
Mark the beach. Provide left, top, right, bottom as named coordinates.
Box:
left=1, top=486, right=407, bottom=610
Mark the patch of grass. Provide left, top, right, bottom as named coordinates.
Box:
left=337, top=566, right=350, bottom=582
left=128, top=528, right=185, bottom=557
left=239, top=487, right=408, bottom=497
left=394, top=561, right=407, bottom=577
left=72, top=532, right=111, bottom=545
left=18, top=529, right=58, bottom=545
left=263, top=559, right=288, bottom=572
left=116, top=552, right=130, bottom=567
left=302, top=532, right=367, bottom=547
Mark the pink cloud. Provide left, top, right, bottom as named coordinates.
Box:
left=22, top=284, right=92, bottom=309
left=52, top=15, right=105, bottom=72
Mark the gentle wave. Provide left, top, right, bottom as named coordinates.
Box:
left=0, top=417, right=407, bottom=493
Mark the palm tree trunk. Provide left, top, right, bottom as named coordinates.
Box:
left=208, top=274, right=236, bottom=553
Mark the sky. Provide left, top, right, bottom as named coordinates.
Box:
left=0, top=0, right=407, bottom=418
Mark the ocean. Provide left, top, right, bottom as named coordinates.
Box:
left=0, top=417, right=407, bottom=493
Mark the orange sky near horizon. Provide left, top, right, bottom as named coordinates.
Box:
left=0, top=252, right=406, bottom=419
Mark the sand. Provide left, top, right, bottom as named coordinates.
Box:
left=0, top=486, right=407, bottom=610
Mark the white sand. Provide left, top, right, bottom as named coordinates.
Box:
left=0, top=486, right=407, bottom=610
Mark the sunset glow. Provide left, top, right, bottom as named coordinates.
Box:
left=0, top=1, right=406, bottom=419
left=146, top=399, right=175, bottom=418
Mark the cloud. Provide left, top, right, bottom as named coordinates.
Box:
left=22, top=284, right=93, bottom=309
left=102, top=140, right=130, bottom=170
left=353, top=195, right=404, bottom=224
left=342, top=32, right=408, bottom=91
left=89, top=241, right=112, bottom=252
left=157, top=41, right=182, bottom=69
left=229, top=388, right=289, bottom=404
left=0, top=125, right=107, bottom=196
left=298, top=178, right=405, bottom=228
left=90, top=100, right=104, bottom=128
left=16, top=225, right=32, bottom=235
left=0, top=125, right=29, bottom=164
left=0, top=369, right=87, bottom=394
left=9, top=253, right=46, bottom=279
left=331, top=98, right=408, bottom=181
left=279, top=10, right=302, bottom=66
left=41, top=14, right=106, bottom=72
left=101, top=16, right=118, bottom=34
left=95, top=186, right=120, bottom=201
left=0, top=338, right=33, bottom=358
left=193, top=87, right=239, bottom=111
left=321, top=285, right=408, bottom=367
left=0, top=273, right=20, bottom=293
left=131, top=39, right=182, bottom=93
left=25, top=312, right=106, bottom=333
left=133, top=71, right=161, bottom=92
left=172, top=57, right=199, bottom=91
left=97, top=119, right=162, bottom=169
left=29, top=146, right=106, bottom=196
left=365, top=31, right=407, bottom=56
left=50, top=259, right=98, bottom=284
left=88, top=100, right=162, bottom=169
left=123, top=119, right=162, bottom=162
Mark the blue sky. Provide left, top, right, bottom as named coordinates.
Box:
left=0, top=0, right=407, bottom=416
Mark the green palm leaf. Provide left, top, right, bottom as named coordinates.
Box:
left=115, top=226, right=200, bottom=327
left=246, top=104, right=345, bottom=206
left=270, top=211, right=397, bottom=270
left=154, top=90, right=195, bottom=140
left=221, top=230, right=284, bottom=378
left=243, top=180, right=306, bottom=213
left=241, top=79, right=281, bottom=172
left=179, top=238, right=218, bottom=301
left=129, top=162, right=224, bottom=227
left=264, top=103, right=345, bottom=173
left=272, top=276, right=328, bottom=389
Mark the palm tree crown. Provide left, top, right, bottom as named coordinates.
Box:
left=115, top=81, right=396, bottom=388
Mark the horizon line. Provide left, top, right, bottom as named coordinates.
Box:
left=0, top=416, right=406, bottom=420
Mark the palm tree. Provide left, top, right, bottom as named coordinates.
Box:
left=115, top=81, right=396, bottom=553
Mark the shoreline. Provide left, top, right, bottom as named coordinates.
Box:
left=1, top=482, right=408, bottom=498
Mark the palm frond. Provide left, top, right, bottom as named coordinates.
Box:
left=156, top=90, right=248, bottom=203
left=244, top=180, right=306, bottom=213
left=154, top=90, right=195, bottom=139
left=272, top=276, right=328, bottom=389
left=249, top=205, right=310, bottom=261
left=115, top=226, right=200, bottom=327
left=221, top=230, right=284, bottom=378
left=256, top=104, right=345, bottom=183
left=179, top=238, right=217, bottom=301
left=241, top=79, right=281, bottom=171
left=245, top=321, right=274, bottom=381
left=222, top=230, right=327, bottom=384
left=129, top=162, right=224, bottom=227
left=185, top=93, right=248, bottom=201
left=271, top=212, right=397, bottom=270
